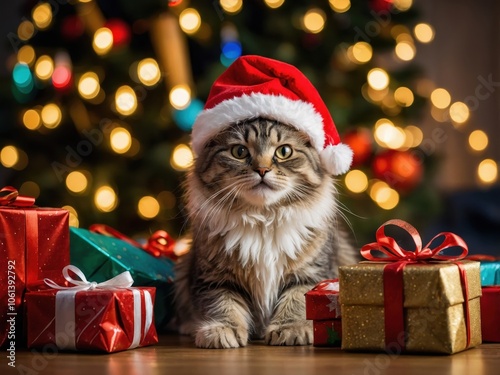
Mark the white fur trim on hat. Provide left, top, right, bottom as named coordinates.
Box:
left=320, top=143, right=353, bottom=175
left=192, top=92, right=326, bottom=155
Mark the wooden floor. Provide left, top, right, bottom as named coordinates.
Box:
left=6, top=334, right=500, bottom=375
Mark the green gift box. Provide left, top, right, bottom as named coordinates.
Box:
left=69, top=227, right=175, bottom=330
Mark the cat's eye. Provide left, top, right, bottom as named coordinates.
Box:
left=275, top=145, right=293, bottom=159
left=231, top=145, right=249, bottom=159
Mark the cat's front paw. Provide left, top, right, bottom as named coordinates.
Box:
left=265, top=321, right=313, bottom=346
left=195, top=322, right=248, bottom=349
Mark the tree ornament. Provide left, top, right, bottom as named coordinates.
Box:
left=372, top=149, right=423, bottom=192
left=343, top=128, right=373, bottom=167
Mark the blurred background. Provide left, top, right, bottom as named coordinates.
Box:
left=0, top=0, right=499, bottom=253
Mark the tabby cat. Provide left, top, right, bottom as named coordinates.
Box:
left=174, top=117, right=357, bottom=348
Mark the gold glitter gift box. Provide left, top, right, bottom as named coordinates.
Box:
left=339, top=258, right=482, bottom=354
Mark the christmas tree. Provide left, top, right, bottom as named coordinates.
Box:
left=2, top=0, right=445, bottom=243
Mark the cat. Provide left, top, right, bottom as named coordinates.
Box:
left=174, top=117, right=358, bottom=349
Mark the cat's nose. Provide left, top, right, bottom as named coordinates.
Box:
left=254, top=167, right=270, bottom=177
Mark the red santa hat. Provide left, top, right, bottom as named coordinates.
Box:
left=191, top=55, right=353, bottom=175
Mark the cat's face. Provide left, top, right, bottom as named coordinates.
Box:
left=194, top=118, right=326, bottom=207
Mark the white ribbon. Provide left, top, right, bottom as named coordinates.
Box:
left=44, top=265, right=153, bottom=351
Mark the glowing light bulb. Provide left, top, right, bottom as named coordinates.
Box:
left=93, top=27, right=113, bottom=55
left=220, top=0, right=243, bottom=14
left=477, top=159, right=498, bottom=184
left=329, top=0, right=351, bottom=13
left=66, top=171, right=88, bottom=194
left=302, top=8, right=326, bottom=34
left=32, top=3, right=52, bottom=30
left=110, top=127, right=132, bottom=154
left=169, top=85, right=191, bottom=110
left=367, top=68, right=389, bottom=90
left=23, top=109, right=42, bottom=130
left=264, top=0, right=285, bottom=9
left=78, top=72, right=100, bottom=100
left=171, top=144, right=194, bottom=170
left=137, top=196, right=161, bottom=219
left=345, top=170, right=368, bottom=193
left=0, top=146, right=19, bottom=168
left=430, top=88, right=451, bottom=109
left=179, top=8, right=201, bottom=34
left=115, top=85, right=137, bottom=116
left=94, top=186, right=118, bottom=212
left=35, top=55, right=54, bottom=81
left=449, top=101, right=469, bottom=125
left=414, top=23, right=434, bottom=43
left=468, top=130, right=488, bottom=152
left=394, top=87, right=414, bottom=107
left=137, top=58, right=161, bottom=86
left=41, top=103, right=62, bottom=129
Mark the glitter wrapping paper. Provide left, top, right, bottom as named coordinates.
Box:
left=69, top=227, right=175, bottom=329
left=339, top=260, right=482, bottom=354
left=305, top=279, right=341, bottom=320
left=480, top=286, right=500, bottom=342
left=0, top=206, right=69, bottom=347
left=479, top=261, right=500, bottom=286
left=25, top=287, right=158, bottom=353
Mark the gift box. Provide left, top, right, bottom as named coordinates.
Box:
left=479, top=261, right=500, bottom=286
left=313, top=320, right=342, bottom=347
left=69, top=227, right=175, bottom=329
left=305, top=279, right=341, bottom=321
left=480, top=286, right=500, bottom=342
left=0, top=187, right=69, bottom=347
left=339, top=220, right=482, bottom=354
left=26, top=265, right=158, bottom=353
left=305, top=279, right=342, bottom=347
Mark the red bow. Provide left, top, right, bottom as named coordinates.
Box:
left=360, top=219, right=470, bottom=351
left=0, top=186, right=35, bottom=207
left=89, top=224, right=178, bottom=260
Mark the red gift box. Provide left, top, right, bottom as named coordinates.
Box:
left=480, top=286, right=500, bottom=342
left=0, top=187, right=69, bottom=347
left=26, top=266, right=158, bottom=353
left=305, top=279, right=341, bottom=320
left=313, top=320, right=342, bottom=347
left=305, top=279, right=342, bottom=347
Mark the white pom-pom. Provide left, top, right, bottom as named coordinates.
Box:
left=320, top=143, right=353, bottom=175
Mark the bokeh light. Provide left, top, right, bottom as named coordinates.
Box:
left=395, top=41, right=416, bottom=61
left=66, top=171, right=88, bottom=194
left=0, top=146, right=19, bottom=168
left=264, top=0, right=285, bottom=9
left=449, top=101, right=470, bottom=125
left=17, top=45, right=36, bottom=66
left=302, top=8, right=326, bottom=34
left=137, top=196, right=161, bottom=219
left=169, top=85, right=191, bottom=110
left=115, top=85, right=137, bottom=116
left=34, top=55, right=54, bottom=81
left=94, top=186, right=118, bottom=212
left=93, top=27, right=114, bottom=55
left=329, top=0, right=351, bottom=13
left=370, top=181, right=400, bottom=210
left=430, top=88, right=451, bottom=109
left=367, top=68, right=389, bottom=90
left=414, top=23, right=435, bottom=43
left=477, top=159, right=498, bottom=184
left=110, top=127, right=132, bottom=154
left=350, top=42, right=372, bottom=64
left=63, top=205, right=79, bottom=227
left=345, top=170, right=369, bottom=193
left=393, top=0, right=413, bottom=11
left=468, top=130, right=488, bottom=152
left=179, top=8, right=201, bottom=34
left=20, top=181, right=40, bottom=199
left=137, top=58, right=161, bottom=86
left=18, top=20, right=35, bottom=41
left=394, top=87, right=414, bottom=107
left=171, top=144, right=194, bottom=171
left=32, top=3, right=52, bottom=30
left=78, top=72, right=100, bottom=100
left=220, top=0, right=243, bottom=14
left=403, top=125, right=423, bottom=148
left=22, top=108, right=42, bottom=130
left=40, top=103, right=62, bottom=128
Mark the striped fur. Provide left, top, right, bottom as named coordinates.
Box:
left=175, top=118, right=357, bottom=348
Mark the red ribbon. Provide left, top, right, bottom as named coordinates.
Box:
left=361, top=219, right=470, bottom=351
left=89, top=224, right=178, bottom=260
left=0, top=186, right=35, bottom=207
